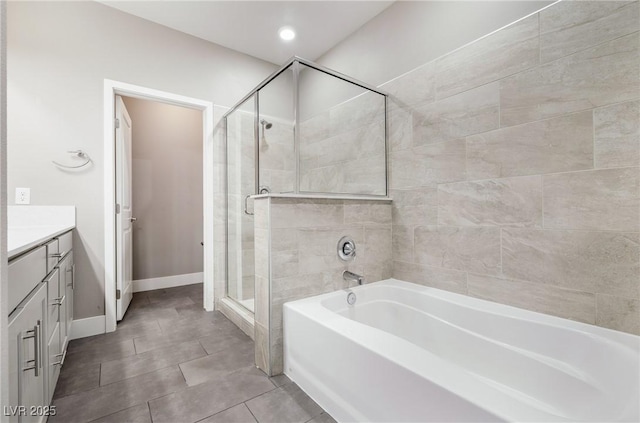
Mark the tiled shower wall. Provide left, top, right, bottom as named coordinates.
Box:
left=299, top=93, right=386, bottom=195
left=384, top=1, right=640, bottom=334
left=254, top=197, right=392, bottom=375
left=259, top=118, right=295, bottom=193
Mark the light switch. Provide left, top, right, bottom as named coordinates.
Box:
left=15, top=187, right=30, bottom=204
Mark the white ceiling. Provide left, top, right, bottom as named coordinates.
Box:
left=98, top=1, right=394, bottom=65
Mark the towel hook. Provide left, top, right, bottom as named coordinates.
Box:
left=52, top=150, right=92, bottom=169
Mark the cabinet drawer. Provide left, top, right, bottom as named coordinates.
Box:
left=45, top=239, right=59, bottom=274
left=45, top=268, right=60, bottom=341
left=8, top=246, right=47, bottom=314
left=57, top=231, right=73, bottom=258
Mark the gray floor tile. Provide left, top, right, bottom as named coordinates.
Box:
left=175, top=303, right=215, bottom=320
left=132, top=295, right=195, bottom=310
left=89, top=403, right=152, bottom=423
left=268, top=374, right=291, bottom=388
left=129, top=293, right=150, bottom=308
left=179, top=341, right=254, bottom=386
left=134, top=321, right=224, bottom=354
left=157, top=312, right=235, bottom=334
left=64, top=339, right=136, bottom=368
left=53, top=361, right=101, bottom=399
left=51, top=366, right=187, bottom=423
left=246, top=382, right=323, bottom=423
left=68, top=321, right=162, bottom=353
left=101, top=339, right=206, bottom=386
left=119, top=307, right=181, bottom=328
left=305, top=413, right=336, bottom=423
left=147, top=284, right=202, bottom=303
left=149, top=366, right=275, bottom=423
left=198, top=404, right=257, bottom=423
left=197, top=328, right=253, bottom=355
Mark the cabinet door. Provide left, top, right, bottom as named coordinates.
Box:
left=57, top=255, right=70, bottom=353
left=8, top=283, right=47, bottom=423
left=65, top=252, right=74, bottom=339
left=47, top=322, right=60, bottom=403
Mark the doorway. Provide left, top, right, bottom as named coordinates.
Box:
left=103, top=80, right=214, bottom=333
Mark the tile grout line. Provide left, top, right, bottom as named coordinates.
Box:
left=244, top=402, right=260, bottom=423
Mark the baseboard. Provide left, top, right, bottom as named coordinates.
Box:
left=70, top=315, right=106, bottom=340
left=133, top=272, right=203, bottom=293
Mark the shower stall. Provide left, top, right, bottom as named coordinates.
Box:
left=224, top=56, right=388, bottom=314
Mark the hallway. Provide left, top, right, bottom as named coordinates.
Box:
left=50, top=284, right=334, bottom=423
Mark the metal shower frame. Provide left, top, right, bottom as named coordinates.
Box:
left=223, top=55, right=389, bottom=198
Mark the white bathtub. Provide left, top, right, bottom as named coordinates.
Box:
left=283, top=279, right=640, bottom=422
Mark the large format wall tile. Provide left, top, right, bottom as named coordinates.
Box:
left=543, top=167, right=640, bottom=232
left=413, top=82, right=499, bottom=146
left=500, top=33, right=639, bottom=126
left=328, top=91, right=385, bottom=136
left=467, top=273, right=595, bottom=323
left=392, top=225, right=414, bottom=263
left=438, top=176, right=542, bottom=227
left=296, top=227, right=364, bottom=274
left=390, top=188, right=438, bottom=226
left=380, top=62, right=436, bottom=107
left=392, top=260, right=467, bottom=294
left=363, top=227, right=393, bottom=280
left=271, top=199, right=344, bottom=228
left=388, top=103, right=413, bottom=152
left=502, top=229, right=640, bottom=298
left=466, top=112, right=593, bottom=179
left=435, top=15, right=539, bottom=99
left=386, top=0, right=639, bottom=336
left=345, top=202, right=392, bottom=226
left=259, top=198, right=391, bottom=375
left=300, top=112, right=329, bottom=145
left=596, top=294, right=640, bottom=335
left=540, top=1, right=639, bottom=63
left=300, top=121, right=384, bottom=168
left=391, top=139, right=466, bottom=189
left=594, top=100, right=640, bottom=168
left=414, top=226, right=501, bottom=275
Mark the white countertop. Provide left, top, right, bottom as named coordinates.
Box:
left=8, top=206, right=76, bottom=259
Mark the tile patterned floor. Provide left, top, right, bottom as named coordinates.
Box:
left=51, top=283, right=335, bottom=423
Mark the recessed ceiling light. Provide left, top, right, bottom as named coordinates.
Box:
left=278, top=26, right=296, bottom=41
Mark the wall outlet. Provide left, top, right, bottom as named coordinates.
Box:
left=15, top=187, right=31, bottom=205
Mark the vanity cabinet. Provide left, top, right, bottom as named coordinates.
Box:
left=7, top=283, right=47, bottom=423
left=7, top=230, right=74, bottom=419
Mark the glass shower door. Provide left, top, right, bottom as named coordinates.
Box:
left=226, top=94, right=256, bottom=312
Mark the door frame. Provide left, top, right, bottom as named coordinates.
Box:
left=103, top=79, right=214, bottom=333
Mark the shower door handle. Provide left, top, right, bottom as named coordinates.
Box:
left=244, top=194, right=254, bottom=216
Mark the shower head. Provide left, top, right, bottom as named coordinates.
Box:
left=260, top=119, right=273, bottom=130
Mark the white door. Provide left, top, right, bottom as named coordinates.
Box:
left=115, top=95, right=134, bottom=320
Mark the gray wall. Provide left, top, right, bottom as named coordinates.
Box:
left=122, top=97, right=203, bottom=281
left=328, top=1, right=640, bottom=334
left=7, top=1, right=276, bottom=319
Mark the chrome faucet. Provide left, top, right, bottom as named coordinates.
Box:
left=343, top=270, right=364, bottom=286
